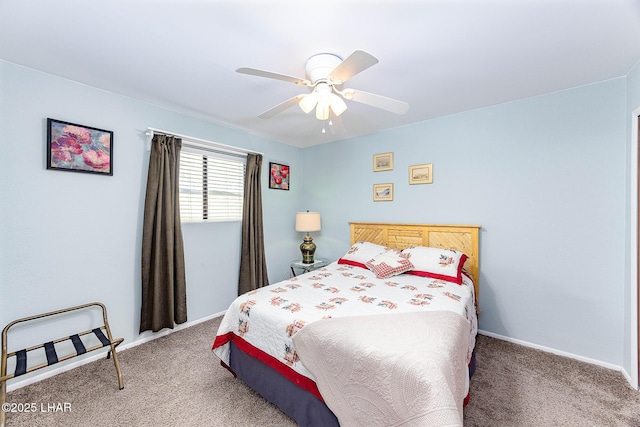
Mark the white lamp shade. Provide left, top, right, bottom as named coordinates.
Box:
left=315, top=104, right=329, bottom=120
left=314, top=83, right=333, bottom=120
left=330, top=93, right=347, bottom=116
left=295, top=212, right=321, bottom=232
left=299, top=92, right=318, bottom=114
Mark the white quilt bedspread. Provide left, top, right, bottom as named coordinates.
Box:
left=213, top=262, right=477, bottom=384
left=292, top=310, right=470, bottom=427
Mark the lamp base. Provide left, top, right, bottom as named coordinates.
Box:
left=300, top=234, right=316, bottom=264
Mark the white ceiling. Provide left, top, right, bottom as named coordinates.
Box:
left=2, top=0, right=640, bottom=148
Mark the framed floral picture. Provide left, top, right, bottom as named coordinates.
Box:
left=269, top=162, right=290, bottom=190
left=373, top=152, right=393, bottom=172
left=47, top=118, right=113, bottom=175
left=409, top=163, right=433, bottom=184
left=373, top=183, right=394, bottom=201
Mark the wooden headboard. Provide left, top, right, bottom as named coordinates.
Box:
left=349, top=222, right=481, bottom=297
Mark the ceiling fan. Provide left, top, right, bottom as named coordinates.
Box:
left=237, top=50, right=410, bottom=120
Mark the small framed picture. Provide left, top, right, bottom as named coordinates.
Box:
left=373, top=183, right=394, bottom=201
left=409, top=163, right=433, bottom=184
left=269, top=162, right=290, bottom=190
left=373, top=152, right=393, bottom=172
left=47, top=118, right=113, bottom=175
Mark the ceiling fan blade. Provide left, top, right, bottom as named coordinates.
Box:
left=343, top=89, right=410, bottom=115
left=258, top=95, right=305, bottom=119
left=329, top=50, right=379, bottom=83
left=237, top=67, right=310, bottom=86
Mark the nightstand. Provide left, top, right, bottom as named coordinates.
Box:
left=289, top=259, right=329, bottom=277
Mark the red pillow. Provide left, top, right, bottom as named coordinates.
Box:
left=365, top=249, right=414, bottom=279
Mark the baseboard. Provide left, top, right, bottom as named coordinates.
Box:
left=6, top=311, right=226, bottom=392
left=478, top=329, right=636, bottom=389
left=125, top=311, right=225, bottom=351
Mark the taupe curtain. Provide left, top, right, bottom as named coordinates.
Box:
left=140, top=134, right=187, bottom=333
left=238, top=153, right=269, bottom=295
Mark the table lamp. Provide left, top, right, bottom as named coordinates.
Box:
left=295, top=211, right=321, bottom=264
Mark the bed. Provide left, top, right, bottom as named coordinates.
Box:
left=212, top=222, right=480, bottom=426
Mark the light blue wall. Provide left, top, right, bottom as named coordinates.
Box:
left=624, top=59, right=640, bottom=379
left=303, top=78, right=628, bottom=366
left=0, top=60, right=303, bottom=359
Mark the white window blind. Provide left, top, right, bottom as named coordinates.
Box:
left=179, top=146, right=245, bottom=223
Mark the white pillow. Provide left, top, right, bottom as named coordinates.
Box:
left=338, top=242, right=388, bottom=269
left=401, top=246, right=468, bottom=284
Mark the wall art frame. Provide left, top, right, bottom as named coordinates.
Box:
left=373, top=152, right=393, bottom=172
left=269, top=162, right=290, bottom=190
left=409, top=163, right=433, bottom=184
left=373, top=183, right=394, bottom=201
left=47, top=118, right=113, bottom=176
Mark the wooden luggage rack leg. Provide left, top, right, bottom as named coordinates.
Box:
left=0, top=302, right=124, bottom=427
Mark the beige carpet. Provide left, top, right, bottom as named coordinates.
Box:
left=4, top=317, right=640, bottom=426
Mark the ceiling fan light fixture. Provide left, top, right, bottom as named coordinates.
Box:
left=299, top=92, right=318, bottom=114
left=312, top=83, right=332, bottom=120
left=316, top=83, right=331, bottom=104
left=316, top=103, right=330, bottom=120
left=330, top=93, right=347, bottom=116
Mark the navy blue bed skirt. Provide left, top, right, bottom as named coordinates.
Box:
left=229, top=342, right=339, bottom=427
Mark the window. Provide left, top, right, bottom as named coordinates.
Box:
left=179, top=147, right=245, bottom=223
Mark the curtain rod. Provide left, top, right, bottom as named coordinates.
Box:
left=146, top=127, right=263, bottom=156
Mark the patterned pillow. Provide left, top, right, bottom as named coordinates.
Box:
left=338, top=242, right=389, bottom=269
left=401, top=246, right=468, bottom=285
left=365, top=249, right=415, bottom=279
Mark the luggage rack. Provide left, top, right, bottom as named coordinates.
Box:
left=0, top=302, right=124, bottom=427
